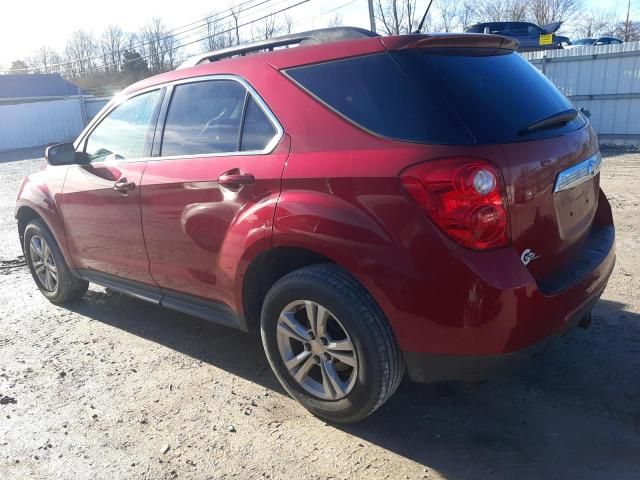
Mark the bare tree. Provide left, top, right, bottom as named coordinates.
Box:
left=617, top=0, right=640, bottom=41
left=573, top=9, right=617, bottom=38
left=469, top=0, right=528, bottom=22
left=100, top=26, right=126, bottom=73
left=284, top=14, right=294, bottom=34
left=456, top=0, right=476, bottom=29
left=437, top=0, right=460, bottom=32
left=528, top=0, right=583, bottom=26
left=202, top=14, right=236, bottom=51
left=327, top=13, right=344, bottom=28
left=230, top=4, right=242, bottom=45
left=64, top=30, right=97, bottom=77
left=255, top=14, right=283, bottom=40
left=141, top=18, right=177, bottom=74
left=375, top=0, right=419, bottom=35
left=30, top=46, right=62, bottom=74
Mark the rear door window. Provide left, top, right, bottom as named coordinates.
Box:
left=161, top=80, right=246, bottom=156
left=240, top=96, right=278, bottom=151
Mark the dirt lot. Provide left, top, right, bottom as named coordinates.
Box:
left=0, top=148, right=638, bottom=480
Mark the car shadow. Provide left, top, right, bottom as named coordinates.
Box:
left=66, top=290, right=640, bottom=479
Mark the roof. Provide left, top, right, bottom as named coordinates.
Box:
left=128, top=31, right=516, bottom=96
left=0, top=74, right=82, bottom=100
left=179, top=27, right=379, bottom=69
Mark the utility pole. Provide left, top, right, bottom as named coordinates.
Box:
left=624, top=0, right=631, bottom=42
left=368, top=0, right=376, bottom=33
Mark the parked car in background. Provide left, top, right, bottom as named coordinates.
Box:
left=465, top=21, right=569, bottom=51
left=16, top=27, right=615, bottom=423
left=565, top=37, right=623, bottom=48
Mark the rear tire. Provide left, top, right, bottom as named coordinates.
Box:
left=260, top=264, right=404, bottom=423
left=23, top=219, right=88, bottom=304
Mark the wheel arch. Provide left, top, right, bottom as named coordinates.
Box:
left=241, top=246, right=336, bottom=331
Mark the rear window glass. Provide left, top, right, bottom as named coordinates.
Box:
left=286, top=53, right=474, bottom=144
left=393, top=49, right=585, bottom=143
left=287, top=50, right=585, bottom=145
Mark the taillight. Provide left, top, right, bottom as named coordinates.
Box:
left=400, top=157, right=510, bottom=250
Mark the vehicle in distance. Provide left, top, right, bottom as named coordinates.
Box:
left=465, top=21, right=569, bottom=50
left=565, top=37, right=623, bottom=48
left=16, top=27, right=615, bottom=423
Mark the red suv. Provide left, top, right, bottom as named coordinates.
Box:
left=16, top=28, right=615, bottom=422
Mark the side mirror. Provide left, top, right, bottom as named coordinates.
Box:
left=45, top=142, right=78, bottom=166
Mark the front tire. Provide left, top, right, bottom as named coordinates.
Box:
left=23, top=219, right=88, bottom=304
left=260, top=264, right=404, bottom=423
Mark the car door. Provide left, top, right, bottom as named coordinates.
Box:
left=140, top=76, right=287, bottom=311
left=62, top=88, right=163, bottom=285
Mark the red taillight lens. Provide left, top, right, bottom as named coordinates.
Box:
left=400, top=157, right=510, bottom=250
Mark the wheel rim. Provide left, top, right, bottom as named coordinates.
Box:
left=276, top=300, right=358, bottom=400
left=29, top=235, right=58, bottom=292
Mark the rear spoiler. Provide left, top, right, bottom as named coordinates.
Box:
left=381, top=33, right=519, bottom=52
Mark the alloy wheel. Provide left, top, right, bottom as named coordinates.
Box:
left=29, top=235, right=58, bottom=292
left=276, top=300, right=358, bottom=400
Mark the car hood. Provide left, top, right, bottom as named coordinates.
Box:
left=541, top=21, right=563, bottom=33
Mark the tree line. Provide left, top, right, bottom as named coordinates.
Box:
left=3, top=0, right=639, bottom=95
left=374, top=0, right=639, bottom=40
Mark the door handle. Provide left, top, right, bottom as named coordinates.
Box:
left=113, top=177, right=136, bottom=195
left=218, top=171, right=255, bottom=187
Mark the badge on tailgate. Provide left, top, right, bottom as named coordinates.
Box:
left=553, top=152, right=602, bottom=193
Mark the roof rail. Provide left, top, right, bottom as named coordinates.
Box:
left=177, top=27, right=379, bottom=69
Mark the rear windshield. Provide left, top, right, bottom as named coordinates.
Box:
left=286, top=50, right=585, bottom=145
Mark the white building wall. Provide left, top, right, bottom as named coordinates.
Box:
left=522, top=41, right=640, bottom=146
left=0, top=96, right=110, bottom=151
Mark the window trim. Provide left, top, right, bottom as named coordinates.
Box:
left=75, top=87, right=164, bottom=163
left=81, top=87, right=166, bottom=165
left=154, top=75, right=283, bottom=161
left=74, top=74, right=283, bottom=163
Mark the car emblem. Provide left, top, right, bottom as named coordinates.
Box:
left=521, top=249, right=540, bottom=266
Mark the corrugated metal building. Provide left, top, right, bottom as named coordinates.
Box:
left=0, top=74, right=108, bottom=151
left=522, top=41, right=640, bottom=146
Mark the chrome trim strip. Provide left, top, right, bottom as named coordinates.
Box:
left=553, top=152, right=602, bottom=193
left=75, top=74, right=284, bottom=160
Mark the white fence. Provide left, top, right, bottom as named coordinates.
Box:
left=0, top=96, right=109, bottom=151
left=522, top=41, right=640, bottom=146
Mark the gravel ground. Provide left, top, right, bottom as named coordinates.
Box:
left=0, top=147, right=638, bottom=480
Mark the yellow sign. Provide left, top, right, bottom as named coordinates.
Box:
left=539, top=34, right=553, bottom=46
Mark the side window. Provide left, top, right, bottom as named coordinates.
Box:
left=240, top=96, right=278, bottom=151
left=85, top=90, right=160, bottom=162
left=161, top=80, right=246, bottom=156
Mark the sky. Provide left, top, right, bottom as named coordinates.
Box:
left=0, top=0, right=632, bottom=68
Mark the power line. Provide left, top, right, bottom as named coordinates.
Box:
left=75, top=0, right=312, bottom=76
left=1, top=0, right=276, bottom=74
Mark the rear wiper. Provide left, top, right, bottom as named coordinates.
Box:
left=518, top=108, right=579, bottom=136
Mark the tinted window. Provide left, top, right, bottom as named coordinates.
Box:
left=392, top=49, right=585, bottom=143
left=162, top=80, right=246, bottom=156
left=240, top=96, right=278, bottom=151
left=286, top=53, right=473, bottom=144
left=86, top=90, right=160, bottom=162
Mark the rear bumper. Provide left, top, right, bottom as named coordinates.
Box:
left=404, top=292, right=600, bottom=383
